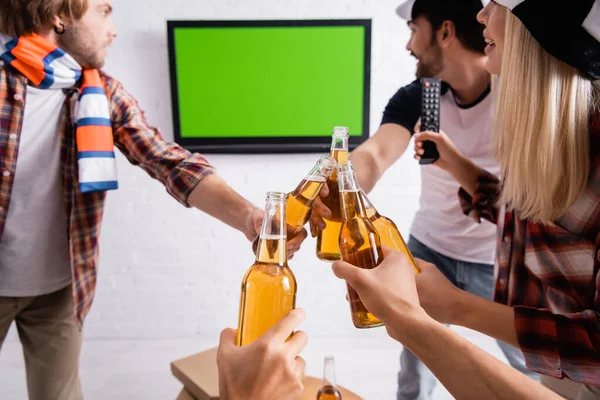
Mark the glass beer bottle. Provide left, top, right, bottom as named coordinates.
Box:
left=316, top=354, right=342, bottom=400
left=287, top=155, right=337, bottom=241
left=237, top=192, right=297, bottom=346
left=359, top=191, right=421, bottom=274
left=316, top=127, right=350, bottom=262
left=337, top=164, right=384, bottom=328
left=252, top=155, right=336, bottom=253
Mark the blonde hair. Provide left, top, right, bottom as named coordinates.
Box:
left=494, top=8, right=597, bottom=224
left=0, top=0, right=88, bottom=37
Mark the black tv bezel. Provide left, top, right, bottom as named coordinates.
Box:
left=167, top=19, right=372, bottom=154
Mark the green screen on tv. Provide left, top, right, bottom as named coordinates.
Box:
left=167, top=20, right=371, bottom=153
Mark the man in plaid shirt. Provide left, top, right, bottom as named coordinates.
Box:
left=0, top=0, right=307, bottom=398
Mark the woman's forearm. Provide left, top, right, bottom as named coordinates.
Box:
left=456, top=292, right=519, bottom=347
left=391, top=314, right=558, bottom=400
left=446, top=154, right=482, bottom=197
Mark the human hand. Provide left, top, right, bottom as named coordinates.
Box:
left=331, top=247, right=429, bottom=341
left=217, top=309, right=308, bottom=400
left=415, top=260, right=469, bottom=325
left=309, top=183, right=332, bottom=238
left=413, top=126, right=464, bottom=172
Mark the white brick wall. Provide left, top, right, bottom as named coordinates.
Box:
left=9, top=0, right=421, bottom=341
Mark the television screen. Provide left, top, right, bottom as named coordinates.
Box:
left=167, top=19, right=371, bottom=153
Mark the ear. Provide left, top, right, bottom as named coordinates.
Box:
left=52, top=15, right=65, bottom=31
left=437, top=20, right=456, bottom=48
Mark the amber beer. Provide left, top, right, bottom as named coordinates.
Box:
left=337, top=164, right=384, bottom=328
left=360, top=189, right=421, bottom=274
left=251, top=155, right=336, bottom=253
left=316, top=127, right=350, bottom=262
left=287, top=155, right=336, bottom=240
left=237, top=192, right=297, bottom=346
left=316, top=354, right=342, bottom=400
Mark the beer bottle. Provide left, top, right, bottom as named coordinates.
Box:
left=337, top=163, right=384, bottom=328
left=359, top=190, right=421, bottom=274
left=237, top=192, right=297, bottom=346
left=251, top=155, right=336, bottom=253
left=316, top=127, right=350, bottom=262
left=287, top=155, right=337, bottom=241
left=316, top=354, right=342, bottom=400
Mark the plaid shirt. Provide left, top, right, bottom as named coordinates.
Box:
left=0, top=65, right=214, bottom=326
left=459, top=114, right=600, bottom=386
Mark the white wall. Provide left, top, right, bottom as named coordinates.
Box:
left=30, top=0, right=422, bottom=340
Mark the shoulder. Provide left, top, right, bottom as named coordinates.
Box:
left=98, top=70, right=125, bottom=98
left=389, top=79, right=422, bottom=102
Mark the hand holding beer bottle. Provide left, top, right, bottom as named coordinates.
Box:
left=237, top=192, right=297, bottom=346
left=337, top=163, right=384, bottom=328
left=218, top=309, right=307, bottom=400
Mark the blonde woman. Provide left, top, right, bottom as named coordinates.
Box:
left=332, top=0, right=600, bottom=399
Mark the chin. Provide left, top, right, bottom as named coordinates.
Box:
left=485, top=60, right=501, bottom=75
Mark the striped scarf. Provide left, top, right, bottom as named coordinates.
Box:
left=0, top=33, right=118, bottom=193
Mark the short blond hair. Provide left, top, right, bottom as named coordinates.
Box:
left=494, top=8, right=598, bottom=224
left=0, top=0, right=88, bottom=37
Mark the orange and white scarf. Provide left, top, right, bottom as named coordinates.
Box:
left=0, top=33, right=118, bottom=193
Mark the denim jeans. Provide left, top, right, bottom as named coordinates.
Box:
left=397, top=236, right=539, bottom=400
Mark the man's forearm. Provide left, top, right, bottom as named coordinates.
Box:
left=187, top=173, right=258, bottom=239
left=456, top=292, right=519, bottom=348
left=393, top=314, right=558, bottom=400
left=349, top=150, right=383, bottom=193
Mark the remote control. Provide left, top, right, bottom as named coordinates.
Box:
left=419, top=77, right=441, bottom=165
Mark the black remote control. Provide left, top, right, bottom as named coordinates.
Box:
left=419, top=77, right=441, bottom=165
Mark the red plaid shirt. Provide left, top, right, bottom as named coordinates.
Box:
left=0, top=66, right=214, bottom=326
left=459, top=114, right=600, bottom=386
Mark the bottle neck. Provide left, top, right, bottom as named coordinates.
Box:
left=338, top=170, right=367, bottom=221
left=256, top=197, right=287, bottom=265
left=322, top=357, right=338, bottom=388
left=330, top=135, right=349, bottom=163
left=255, top=237, right=287, bottom=265
left=359, top=189, right=379, bottom=219
left=340, top=190, right=367, bottom=221
left=291, top=157, right=334, bottom=202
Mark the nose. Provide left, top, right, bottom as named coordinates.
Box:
left=109, top=21, right=118, bottom=39
left=477, top=3, right=490, bottom=25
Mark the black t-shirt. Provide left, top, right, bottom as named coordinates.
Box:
left=380, top=80, right=452, bottom=135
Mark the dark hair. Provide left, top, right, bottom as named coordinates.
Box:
left=0, top=0, right=88, bottom=37
left=412, top=0, right=486, bottom=55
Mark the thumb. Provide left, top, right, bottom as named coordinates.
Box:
left=332, top=260, right=366, bottom=291
left=414, top=130, right=443, bottom=144
left=219, top=328, right=237, bottom=349
left=217, top=328, right=238, bottom=365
